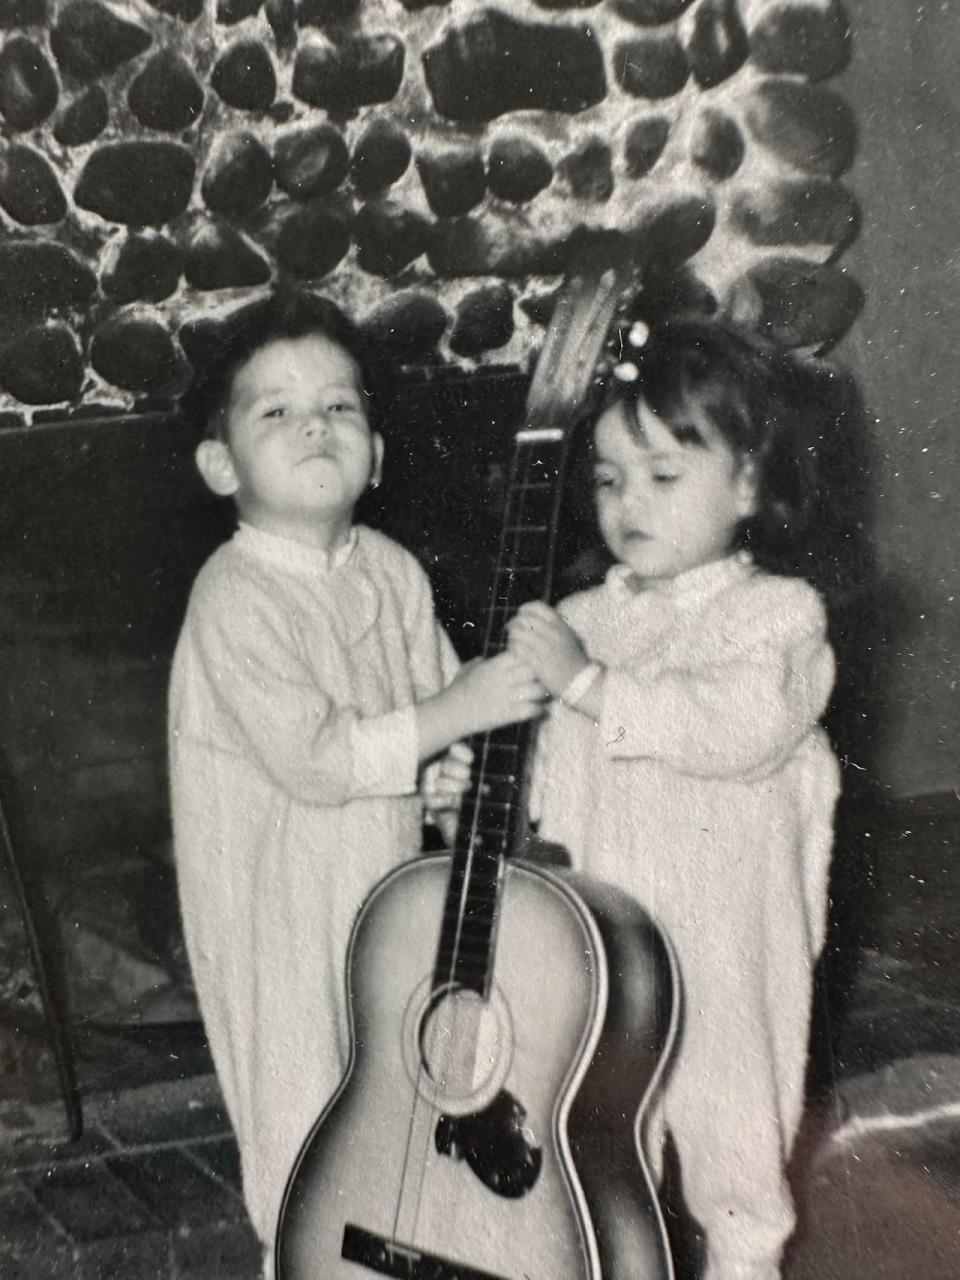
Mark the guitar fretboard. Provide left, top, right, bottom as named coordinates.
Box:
left=432, top=430, right=568, bottom=998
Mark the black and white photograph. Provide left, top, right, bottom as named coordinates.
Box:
left=0, top=2, right=957, bottom=1278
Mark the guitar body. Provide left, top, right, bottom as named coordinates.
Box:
left=277, top=854, right=678, bottom=1280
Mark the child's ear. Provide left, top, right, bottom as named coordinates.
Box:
left=735, top=458, right=760, bottom=519
left=371, top=432, right=384, bottom=487
left=196, top=439, right=240, bottom=497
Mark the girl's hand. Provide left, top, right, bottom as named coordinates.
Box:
left=422, top=741, right=473, bottom=846
left=507, top=602, right=590, bottom=698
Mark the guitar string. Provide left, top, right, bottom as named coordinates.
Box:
left=391, top=436, right=537, bottom=1248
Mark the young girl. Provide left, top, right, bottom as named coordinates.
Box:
left=508, top=320, right=841, bottom=1280
left=168, top=292, right=544, bottom=1267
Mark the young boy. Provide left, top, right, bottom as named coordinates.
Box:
left=168, top=292, right=544, bottom=1267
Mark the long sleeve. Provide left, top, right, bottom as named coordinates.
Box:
left=591, top=577, right=835, bottom=780
left=402, top=554, right=460, bottom=702
left=182, top=571, right=418, bottom=807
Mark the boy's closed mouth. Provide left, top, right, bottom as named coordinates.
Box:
left=622, top=529, right=651, bottom=542
left=299, top=449, right=337, bottom=464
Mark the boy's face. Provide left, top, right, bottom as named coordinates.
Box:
left=199, top=334, right=382, bottom=543
left=593, top=397, right=757, bottom=587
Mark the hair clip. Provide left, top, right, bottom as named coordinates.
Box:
left=627, top=320, right=650, bottom=349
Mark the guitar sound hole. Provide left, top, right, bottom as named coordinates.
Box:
left=418, top=986, right=503, bottom=1105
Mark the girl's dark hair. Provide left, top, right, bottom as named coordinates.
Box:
left=183, top=290, right=383, bottom=441
left=601, top=318, right=848, bottom=581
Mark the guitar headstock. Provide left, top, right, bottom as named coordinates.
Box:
left=525, top=247, right=635, bottom=437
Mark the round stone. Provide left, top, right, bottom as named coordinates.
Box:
left=53, top=84, right=108, bottom=146
left=0, top=324, right=82, bottom=404
left=90, top=316, right=182, bottom=393
left=212, top=40, right=276, bottom=112
left=558, top=137, right=613, bottom=201
left=350, top=119, right=411, bottom=194
left=731, top=257, right=863, bottom=349
left=750, top=1, right=852, bottom=82
left=423, top=11, right=605, bottom=122
left=355, top=199, right=430, bottom=276
left=450, top=283, right=514, bottom=357
left=686, top=0, right=748, bottom=89
left=265, top=0, right=296, bottom=51
left=202, top=132, right=273, bottom=219
left=0, top=145, right=65, bottom=225
left=363, top=292, right=448, bottom=363
left=623, top=115, right=670, bottom=178
left=731, top=178, right=860, bottom=249
left=145, top=0, right=203, bottom=18
left=51, top=0, right=151, bottom=82
left=274, top=122, right=349, bottom=199
left=275, top=199, right=351, bottom=278
left=610, top=0, right=693, bottom=19
left=429, top=216, right=564, bottom=278
left=615, top=34, right=689, bottom=99
left=416, top=148, right=485, bottom=218
left=75, top=142, right=196, bottom=226
left=0, top=0, right=47, bottom=26
left=185, top=224, right=271, bottom=290
left=0, top=241, right=95, bottom=322
left=0, top=36, right=58, bottom=131
left=487, top=136, right=552, bottom=204
left=128, top=51, right=204, bottom=133
left=179, top=315, right=226, bottom=371
left=637, top=264, right=717, bottom=324
left=293, top=35, right=404, bottom=112
left=102, top=232, right=183, bottom=303
left=745, top=78, right=856, bottom=177
left=689, top=108, right=744, bottom=180
left=631, top=192, right=716, bottom=268
left=297, top=0, right=361, bottom=23
left=217, top=0, right=262, bottom=22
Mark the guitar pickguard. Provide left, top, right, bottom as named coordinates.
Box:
left=435, top=1088, right=542, bottom=1199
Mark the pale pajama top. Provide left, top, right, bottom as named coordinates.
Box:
left=531, top=553, right=841, bottom=1273
left=169, top=523, right=457, bottom=1248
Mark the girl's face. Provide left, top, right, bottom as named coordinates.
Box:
left=593, top=395, right=758, bottom=587
left=203, top=334, right=383, bottom=548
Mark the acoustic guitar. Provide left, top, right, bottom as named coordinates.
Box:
left=276, top=252, right=680, bottom=1280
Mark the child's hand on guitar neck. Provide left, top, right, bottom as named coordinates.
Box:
left=415, top=652, right=548, bottom=762
left=422, top=741, right=473, bottom=846
left=507, top=602, right=594, bottom=699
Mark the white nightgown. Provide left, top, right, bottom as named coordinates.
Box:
left=531, top=553, right=840, bottom=1280
left=168, top=522, right=457, bottom=1252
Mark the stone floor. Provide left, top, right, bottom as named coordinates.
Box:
left=1, top=792, right=958, bottom=1279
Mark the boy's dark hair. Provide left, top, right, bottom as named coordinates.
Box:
left=183, top=290, right=383, bottom=441
left=600, top=318, right=848, bottom=580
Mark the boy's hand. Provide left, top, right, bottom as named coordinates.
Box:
left=448, top=652, right=549, bottom=734
left=422, top=741, right=473, bottom=832
left=507, top=602, right=590, bottom=698
left=415, top=654, right=547, bottom=763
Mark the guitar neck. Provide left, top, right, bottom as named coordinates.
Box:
left=433, top=427, right=570, bottom=997
left=430, top=250, right=632, bottom=1002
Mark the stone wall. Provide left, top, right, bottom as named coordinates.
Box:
left=0, top=0, right=861, bottom=418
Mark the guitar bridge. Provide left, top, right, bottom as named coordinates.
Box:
left=341, top=1223, right=510, bottom=1280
